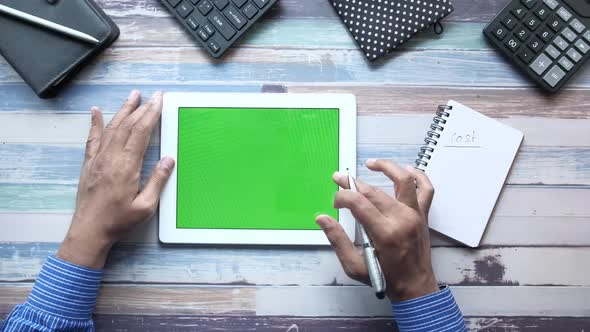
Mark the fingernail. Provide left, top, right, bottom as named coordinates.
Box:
left=159, top=157, right=175, bottom=171
left=366, top=158, right=377, bottom=166
left=316, top=216, right=331, bottom=230
left=128, top=90, right=139, bottom=99
left=332, top=171, right=346, bottom=181
left=152, top=91, right=162, bottom=99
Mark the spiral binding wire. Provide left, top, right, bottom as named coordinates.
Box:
left=415, top=105, right=452, bottom=170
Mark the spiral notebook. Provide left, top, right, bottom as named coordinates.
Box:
left=415, top=100, right=523, bottom=247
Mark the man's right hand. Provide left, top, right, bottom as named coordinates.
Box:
left=316, top=159, right=439, bottom=302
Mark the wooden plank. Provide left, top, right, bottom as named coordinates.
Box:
left=1, top=284, right=589, bottom=317
left=2, top=245, right=590, bottom=286
left=2, top=49, right=590, bottom=88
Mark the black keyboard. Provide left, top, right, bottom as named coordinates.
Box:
left=484, top=0, right=590, bottom=92
left=160, top=0, right=278, bottom=58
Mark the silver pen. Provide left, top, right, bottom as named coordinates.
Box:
left=0, top=4, right=100, bottom=44
left=348, top=174, right=386, bottom=299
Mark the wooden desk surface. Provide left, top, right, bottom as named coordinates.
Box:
left=1, top=0, right=589, bottom=330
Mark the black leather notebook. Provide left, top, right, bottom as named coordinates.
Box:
left=0, top=0, right=119, bottom=98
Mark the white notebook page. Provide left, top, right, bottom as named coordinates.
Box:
left=425, top=100, right=524, bottom=247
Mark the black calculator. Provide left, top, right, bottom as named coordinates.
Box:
left=160, top=0, right=278, bottom=58
left=484, top=0, right=590, bottom=92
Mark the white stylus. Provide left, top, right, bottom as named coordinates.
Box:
left=348, top=173, right=386, bottom=299
left=0, top=4, right=100, bottom=44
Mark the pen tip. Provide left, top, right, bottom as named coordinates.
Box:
left=376, top=292, right=385, bottom=300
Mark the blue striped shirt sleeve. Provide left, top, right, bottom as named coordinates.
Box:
left=392, top=286, right=467, bottom=332
left=1, top=255, right=102, bottom=332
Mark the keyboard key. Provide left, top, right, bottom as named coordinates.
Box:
left=203, top=24, right=216, bottom=35
left=530, top=53, right=552, bottom=75
left=558, top=56, right=574, bottom=70
left=534, top=6, right=550, bottom=20
left=197, top=27, right=210, bottom=40
left=253, top=0, right=270, bottom=9
left=214, top=0, right=229, bottom=10
left=242, top=3, right=258, bottom=19
left=525, top=15, right=541, bottom=31
left=545, top=44, right=561, bottom=59
left=505, top=37, right=521, bottom=52
left=538, top=27, right=554, bottom=42
left=186, top=16, right=199, bottom=30
left=543, top=0, right=559, bottom=10
left=584, top=30, right=590, bottom=43
left=561, top=27, right=577, bottom=42
left=502, top=14, right=518, bottom=30
left=521, top=0, right=537, bottom=9
left=543, top=65, right=566, bottom=87
left=554, top=35, right=568, bottom=50
left=209, top=11, right=236, bottom=40
left=547, top=15, right=564, bottom=32
left=189, top=0, right=199, bottom=4
left=491, top=24, right=508, bottom=40
left=224, top=6, right=247, bottom=29
left=566, top=48, right=582, bottom=62
left=232, top=0, right=248, bottom=7
left=168, top=0, right=182, bottom=6
left=198, top=0, right=213, bottom=15
left=208, top=39, right=221, bottom=53
left=528, top=37, right=543, bottom=53
left=518, top=47, right=534, bottom=63
left=512, top=6, right=527, bottom=19
left=556, top=7, right=572, bottom=22
left=515, top=26, right=531, bottom=41
left=570, top=19, right=586, bottom=34
left=176, top=1, right=194, bottom=18
left=575, top=39, right=589, bottom=54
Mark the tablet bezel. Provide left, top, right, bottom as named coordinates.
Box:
left=159, top=93, right=357, bottom=245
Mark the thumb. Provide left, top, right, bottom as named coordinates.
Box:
left=134, top=157, right=175, bottom=213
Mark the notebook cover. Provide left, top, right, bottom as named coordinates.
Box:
left=421, top=101, right=524, bottom=247
left=331, top=0, right=454, bottom=61
left=0, top=0, right=119, bottom=98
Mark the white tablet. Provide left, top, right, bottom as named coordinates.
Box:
left=159, top=93, right=357, bottom=245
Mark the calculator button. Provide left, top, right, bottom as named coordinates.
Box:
left=538, top=27, right=554, bottom=42
left=534, top=6, right=550, bottom=20
left=584, top=31, right=590, bottom=43
left=554, top=36, right=569, bottom=50
left=176, top=1, right=194, bottom=18
left=543, top=65, right=566, bottom=87
left=566, top=48, right=582, bottom=62
left=556, top=7, right=572, bottom=22
left=543, top=0, right=559, bottom=10
left=198, top=0, right=213, bottom=15
left=561, top=27, right=577, bottom=42
left=570, top=19, right=586, bottom=34
left=512, top=5, right=528, bottom=19
left=232, top=0, right=248, bottom=7
left=575, top=39, right=589, bottom=54
left=518, top=47, right=535, bottom=63
left=186, top=16, right=199, bottom=30
left=224, top=6, right=247, bottom=30
left=531, top=53, right=553, bottom=75
left=214, top=0, right=229, bottom=9
left=505, top=37, right=521, bottom=51
left=209, top=11, right=236, bottom=40
left=545, top=44, right=561, bottom=58
left=558, top=56, right=574, bottom=71
left=197, top=27, right=210, bottom=40
left=528, top=37, right=544, bottom=53
left=515, top=26, right=531, bottom=41
left=492, top=25, right=508, bottom=40
left=242, top=3, right=258, bottom=19
left=521, top=0, right=537, bottom=9
left=525, top=15, right=541, bottom=31
left=208, top=39, right=221, bottom=53
left=547, top=15, right=564, bottom=32
left=502, top=14, right=518, bottom=30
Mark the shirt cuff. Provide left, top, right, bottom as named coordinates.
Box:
left=391, top=285, right=466, bottom=332
left=26, top=255, right=103, bottom=320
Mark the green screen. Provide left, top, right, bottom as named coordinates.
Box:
left=177, top=107, right=339, bottom=230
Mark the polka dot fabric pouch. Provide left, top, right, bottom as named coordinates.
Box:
left=332, top=0, right=454, bottom=61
